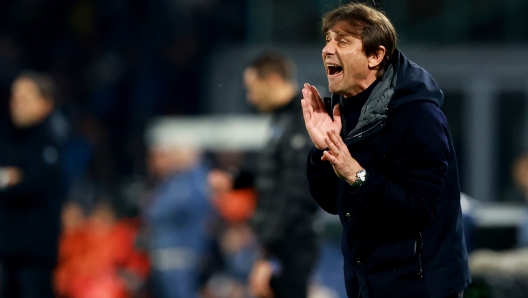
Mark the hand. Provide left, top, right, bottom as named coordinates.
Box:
left=301, top=83, right=342, bottom=150
left=249, top=260, right=275, bottom=298
left=321, top=129, right=363, bottom=185
left=0, top=167, right=23, bottom=188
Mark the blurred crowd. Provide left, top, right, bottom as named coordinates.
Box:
left=0, top=0, right=248, bottom=206
left=52, top=140, right=264, bottom=298
left=0, top=1, right=279, bottom=297
left=0, top=2, right=335, bottom=297
left=0, top=67, right=312, bottom=298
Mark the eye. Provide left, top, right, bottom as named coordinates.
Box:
left=339, top=39, right=347, bottom=45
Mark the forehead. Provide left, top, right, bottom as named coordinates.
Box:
left=243, top=68, right=259, bottom=83
left=244, top=67, right=269, bottom=85
left=325, top=21, right=361, bottom=38
left=12, top=78, right=38, bottom=92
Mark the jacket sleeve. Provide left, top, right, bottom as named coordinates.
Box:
left=306, top=148, right=339, bottom=214
left=352, top=102, right=451, bottom=228
left=0, top=146, right=64, bottom=206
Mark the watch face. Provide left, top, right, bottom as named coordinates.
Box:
left=357, top=169, right=366, bottom=181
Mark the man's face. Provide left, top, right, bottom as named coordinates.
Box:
left=322, top=22, right=370, bottom=98
left=10, top=78, right=53, bottom=128
left=243, top=68, right=274, bottom=113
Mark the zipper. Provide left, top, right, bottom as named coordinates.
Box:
left=418, top=231, right=424, bottom=279
left=344, top=120, right=384, bottom=141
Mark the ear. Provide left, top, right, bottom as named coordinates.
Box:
left=368, top=46, right=386, bottom=69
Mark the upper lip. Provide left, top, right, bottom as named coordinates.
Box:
left=325, top=62, right=341, bottom=68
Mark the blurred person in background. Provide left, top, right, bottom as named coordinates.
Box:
left=200, top=164, right=259, bottom=298
left=510, top=152, right=528, bottom=247
left=301, top=3, right=470, bottom=298
left=465, top=152, right=528, bottom=298
left=243, top=51, right=320, bottom=298
left=54, top=200, right=150, bottom=298
left=142, top=136, right=213, bottom=298
left=0, top=71, right=66, bottom=298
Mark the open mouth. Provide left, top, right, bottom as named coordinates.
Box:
left=327, top=64, right=343, bottom=75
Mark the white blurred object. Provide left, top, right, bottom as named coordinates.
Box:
left=308, top=284, right=340, bottom=298
left=145, top=115, right=271, bottom=151
left=460, top=192, right=474, bottom=215
left=460, top=192, right=527, bottom=228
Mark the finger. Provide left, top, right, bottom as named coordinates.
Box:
left=333, top=104, right=342, bottom=127
left=310, top=84, right=321, bottom=100
left=304, top=83, right=322, bottom=111
left=327, top=129, right=349, bottom=159
left=302, top=83, right=310, bottom=97
left=321, top=149, right=337, bottom=163
left=309, top=84, right=325, bottom=110
left=301, top=90, right=314, bottom=120
left=327, top=129, right=346, bottom=150
left=324, top=135, right=340, bottom=157
left=302, top=85, right=315, bottom=110
left=301, top=99, right=313, bottom=124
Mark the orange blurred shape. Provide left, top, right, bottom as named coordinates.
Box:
left=214, top=188, right=257, bottom=224
left=54, top=216, right=150, bottom=298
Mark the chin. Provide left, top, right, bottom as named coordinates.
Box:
left=328, top=86, right=341, bottom=95
left=327, top=80, right=342, bottom=94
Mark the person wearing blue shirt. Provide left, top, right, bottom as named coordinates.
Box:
left=144, top=142, right=213, bottom=298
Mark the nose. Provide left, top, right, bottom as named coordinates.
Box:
left=322, top=41, right=335, bottom=57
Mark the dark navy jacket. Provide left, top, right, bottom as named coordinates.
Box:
left=0, top=115, right=65, bottom=263
left=307, top=50, right=471, bottom=298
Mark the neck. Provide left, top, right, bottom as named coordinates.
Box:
left=345, top=71, right=380, bottom=98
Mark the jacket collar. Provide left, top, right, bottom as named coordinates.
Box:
left=345, top=62, right=397, bottom=139
left=325, top=49, right=443, bottom=143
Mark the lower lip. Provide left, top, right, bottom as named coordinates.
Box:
left=328, top=72, right=342, bottom=78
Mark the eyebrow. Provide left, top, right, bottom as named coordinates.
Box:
left=326, top=31, right=353, bottom=39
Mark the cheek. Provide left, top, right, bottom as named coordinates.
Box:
left=345, top=56, right=369, bottom=77
left=10, top=100, right=27, bottom=117
left=253, top=86, right=268, bottom=102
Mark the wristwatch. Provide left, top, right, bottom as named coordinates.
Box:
left=352, top=168, right=367, bottom=187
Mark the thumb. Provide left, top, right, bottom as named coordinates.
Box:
left=333, top=104, right=342, bottom=127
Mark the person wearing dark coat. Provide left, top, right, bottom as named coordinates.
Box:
left=0, top=71, right=66, bottom=298
left=245, top=52, right=320, bottom=298
left=301, top=3, right=471, bottom=298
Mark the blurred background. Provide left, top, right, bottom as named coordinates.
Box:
left=2, top=0, right=528, bottom=297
